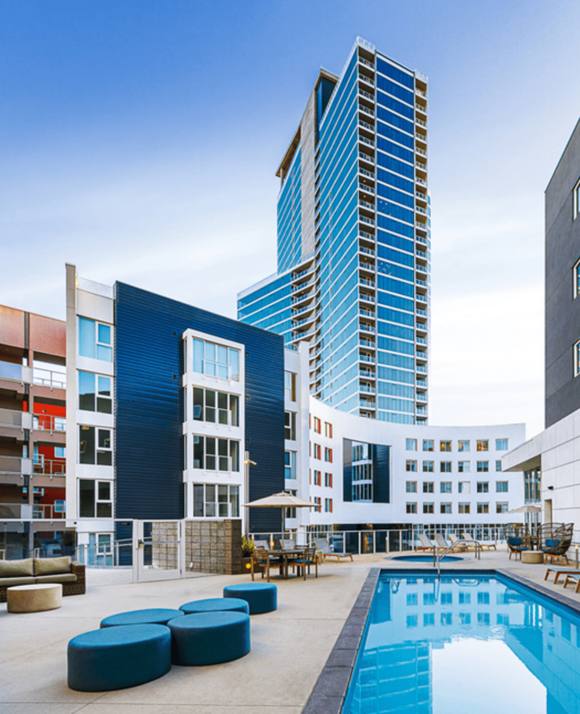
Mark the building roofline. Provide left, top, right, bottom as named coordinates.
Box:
left=545, top=116, right=580, bottom=193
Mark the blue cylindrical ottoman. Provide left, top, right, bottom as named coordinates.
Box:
left=68, top=624, right=171, bottom=691
left=100, top=608, right=184, bottom=628
left=168, top=612, right=250, bottom=665
left=180, top=597, right=249, bottom=615
left=223, top=583, right=278, bottom=614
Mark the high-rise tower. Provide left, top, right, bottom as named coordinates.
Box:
left=238, top=37, right=429, bottom=424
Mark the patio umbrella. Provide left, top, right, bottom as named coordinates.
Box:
left=509, top=505, right=542, bottom=513
left=244, top=491, right=315, bottom=536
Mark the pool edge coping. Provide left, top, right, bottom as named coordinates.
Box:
left=302, top=567, right=380, bottom=714
left=301, top=565, right=580, bottom=713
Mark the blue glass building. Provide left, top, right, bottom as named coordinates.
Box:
left=239, top=37, right=429, bottom=425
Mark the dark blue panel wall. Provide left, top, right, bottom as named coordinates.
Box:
left=114, top=282, right=285, bottom=532
left=372, top=445, right=390, bottom=504
left=343, top=439, right=353, bottom=502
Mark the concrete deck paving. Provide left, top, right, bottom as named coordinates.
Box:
left=1, top=549, right=579, bottom=713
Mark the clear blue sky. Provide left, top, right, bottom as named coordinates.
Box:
left=1, top=0, right=579, bottom=433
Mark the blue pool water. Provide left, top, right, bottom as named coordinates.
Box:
left=343, top=571, right=580, bottom=714
left=390, top=555, right=463, bottom=563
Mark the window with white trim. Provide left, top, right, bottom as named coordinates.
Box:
left=192, top=483, right=240, bottom=518
left=78, top=317, right=113, bottom=362
left=79, top=425, right=112, bottom=465
left=192, top=436, right=240, bottom=472
left=79, top=479, right=112, bottom=517
left=79, top=371, right=113, bottom=413
left=192, top=338, right=240, bottom=381
left=575, top=339, right=580, bottom=377
left=285, top=411, right=296, bottom=440
left=574, top=178, right=580, bottom=220
left=193, top=388, right=239, bottom=426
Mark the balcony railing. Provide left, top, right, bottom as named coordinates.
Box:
left=359, top=57, right=374, bottom=69
left=360, top=168, right=374, bottom=179
left=0, top=360, right=32, bottom=383
left=32, top=368, right=66, bottom=389
left=33, top=415, right=66, bottom=433
left=359, top=135, right=374, bottom=148
left=0, top=455, right=32, bottom=475
left=360, top=200, right=374, bottom=210
left=360, top=89, right=374, bottom=101
left=0, top=408, right=32, bottom=430
left=32, top=457, right=66, bottom=476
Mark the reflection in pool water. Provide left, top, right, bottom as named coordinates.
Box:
left=343, top=572, right=580, bottom=714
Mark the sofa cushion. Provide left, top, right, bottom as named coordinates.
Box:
left=0, top=558, right=34, bottom=578
left=34, top=556, right=71, bottom=576
left=34, top=573, right=77, bottom=584
left=0, top=576, right=36, bottom=587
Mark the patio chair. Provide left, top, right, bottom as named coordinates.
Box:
left=563, top=573, right=580, bottom=593
left=250, top=547, right=271, bottom=582
left=280, top=538, right=296, bottom=550
left=448, top=534, right=470, bottom=552
left=540, top=523, right=574, bottom=564
left=417, top=533, right=434, bottom=551
left=434, top=533, right=449, bottom=550
left=293, top=546, right=319, bottom=580
left=544, top=565, right=580, bottom=584
left=506, top=535, right=527, bottom=560
left=462, top=531, right=496, bottom=551
left=313, top=537, right=353, bottom=562
left=253, top=539, right=270, bottom=550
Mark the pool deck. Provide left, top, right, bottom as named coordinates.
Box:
left=1, top=550, right=579, bottom=713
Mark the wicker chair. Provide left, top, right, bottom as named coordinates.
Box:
left=250, top=547, right=272, bottom=582
left=540, top=523, right=574, bottom=564
left=293, top=546, right=318, bottom=580
left=505, top=523, right=529, bottom=560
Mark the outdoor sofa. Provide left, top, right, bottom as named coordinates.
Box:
left=0, top=556, right=85, bottom=602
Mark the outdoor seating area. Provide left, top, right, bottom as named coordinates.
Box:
left=249, top=539, right=321, bottom=581
left=506, top=522, right=574, bottom=563
left=0, top=556, right=86, bottom=602
left=67, top=582, right=278, bottom=691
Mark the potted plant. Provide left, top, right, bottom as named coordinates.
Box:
left=241, top=536, right=256, bottom=574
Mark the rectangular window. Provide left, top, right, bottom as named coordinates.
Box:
left=423, top=481, right=434, bottom=493
left=440, top=440, right=452, bottom=452
left=406, top=502, right=417, bottom=514
left=78, top=317, right=113, bottom=362
left=422, top=439, right=434, bottom=452
left=313, top=417, right=321, bottom=434
left=440, top=461, right=452, bottom=473
left=477, top=461, right=489, bottom=473
left=422, top=460, right=434, bottom=473
left=575, top=340, right=580, bottom=377
left=192, top=337, right=240, bottom=381
left=405, top=459, right=417, bottom=472
left=324, top=422, right=333, bottom=438
left=192, top=483, right=240, bottom=518
left=495, top=460, right=502, bottom=472
left=284, top=451, right=296, bottom=480
left=440, top=481, right=452, bottom=494
left=477, top=502, right=489, bottom=514
left=324, top=472, right=333, bottom=487
left=406, top=481, right=417, bottom=493
left=574, top=178, right=580, bottom=220
left=477, top=481, right=489, bottom=493
left=324, top=447, right=333, bottom=463
left=476, top=439, right=489, bottom=452
left=285, top=411, right=296, bottom=440
left=440, top=502, right=452, bottom=514
left=496, top=502, right=509, bottom=514
left=192, top=387, right=239, bottom=426
left=495, top=438, right=509, bottom=451
left=458, top=502, right=471, bottom=514
left=496, top=481, right=509, bottom=493
left=458, top=481, right=471, bottom=494
left=192, top=436, right=240, bottom=471
left=575, top=259, right=580, bottom=299
left=324, top=498, right=333, bottom=513
left=458, top=440, right=470, bottom=452
left=458, top=461, right=470, bottom=473
left=423, top=502, right=434, bottom=514
left=78, top=479, right=112, bottom=518
left=78, top=371, right=113, bottom=414
left=79, top=426, right=112, bottom=466
left=284, top=371, right=297, bottom=401
left=406, top=438, right=417, bottom=451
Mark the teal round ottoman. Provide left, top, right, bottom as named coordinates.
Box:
left=68, top=624, right=171, bottom=691
left=100, top=608, right=184, bottom=628
left=168, top=611, right=250, bottom=665
left=223, top=583, right=277, bottom=614
left=179, top=597, right=249, bottom=615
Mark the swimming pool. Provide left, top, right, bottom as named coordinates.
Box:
left=390, top=555, right=463, bottom=563
left=343, top=571, right=580, bottom=713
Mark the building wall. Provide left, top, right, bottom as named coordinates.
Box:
left=545, top=119, right=580, bottom=428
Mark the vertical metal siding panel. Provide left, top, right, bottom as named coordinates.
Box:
left=372, top=444, right=390, bottom=503
left=115, top=283, right=284, bottom=531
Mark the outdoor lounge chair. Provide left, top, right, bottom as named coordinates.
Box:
left=417, top=533, right=435, bottom=551
left=507, top=535, right=526, bottom=560
left=313, top=537, right=353, bottom=562
left=434, top=533, right=449, bottom=550
left=540, top=523, right=574, bottom=564
left=462, top=531, right=496, bottom=551
left=563, top=573, right=580, bottom=593
left=544, top=565, right=580, bottom=584
left=448, top=534, right=471, bottom=552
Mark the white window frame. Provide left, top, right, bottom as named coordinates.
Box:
left=575, top=339, right=580, bottom=377
left=78, top=425, right=113, bottom=466
left=192, top=483, right=240, bottom=518
left=192, top=435, right=240, bottom=472
left=192, top=387, right=239, bottom=427
left=574, top=178, right=580, bottom=220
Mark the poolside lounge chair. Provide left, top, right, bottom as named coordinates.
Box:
left=544, top=566, right=580, bottom=584
left=434, top=533, right=450, bottom=550
left=462, top=531, right=496, bottom=551
left=314, top=537, right=353, bottom=562
left=448, top=534, right=471, bottom=552
left=417, top=533, right=435, bottom=551
left=563, top=573, right=580, bottom=593
left=506, top=535, right=526, bottom=560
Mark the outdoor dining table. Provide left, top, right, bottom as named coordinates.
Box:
left=267, top=548, right=306, bottom=579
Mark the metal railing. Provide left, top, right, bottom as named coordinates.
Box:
left=32, top=457, right=66, bottom=476
left=32, top=368, right=66, bottom=389
left=0, top=408, right=31, bottom=429
left=33, top=415, right=66, bottom=432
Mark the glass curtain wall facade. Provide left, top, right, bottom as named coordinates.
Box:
left=239, top=37, right=430, bottom=424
